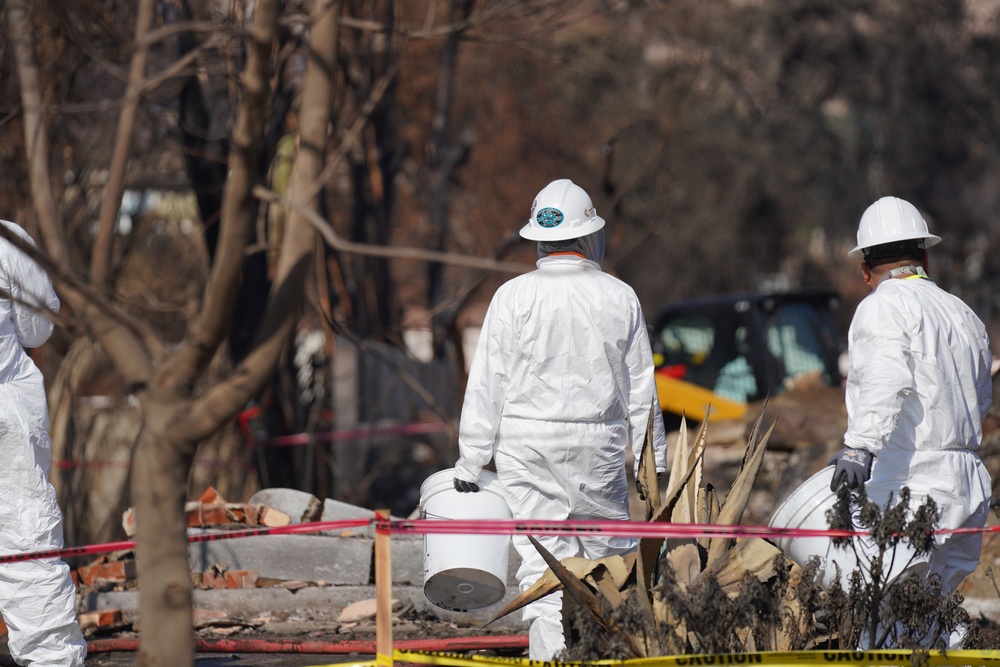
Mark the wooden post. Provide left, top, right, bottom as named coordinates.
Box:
left=375, top=508, right=393, bottom=666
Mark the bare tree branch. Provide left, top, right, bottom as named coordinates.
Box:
left=188, top=0, right=343, bottom=439
left=159, top=0, right=283, bottom=394
left=303, top=62, right=399, bottom=206
left=5, top=0, right=69, bottom=266
left=92, top=0, right=157, bottom=291
left=0, top=224, right=165, bottom=356
left=137, top=19, right=235, bottom=49
left=140, top=33, right=222, bottom=97
left=253, top=184, right=531, bottom=274
left=333, top=0, right=587, bottom=41
left=6, top=0, right=155, bottom=385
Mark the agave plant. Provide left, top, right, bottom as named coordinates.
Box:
left=486, top=405, right=823, bottom=657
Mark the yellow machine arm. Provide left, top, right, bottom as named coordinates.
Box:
left=655, top=373, right=747, bottom=422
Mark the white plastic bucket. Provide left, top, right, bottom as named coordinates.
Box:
left=768, top=465, right=860, bottom=589
left=419, top=468, right=512, bottom=612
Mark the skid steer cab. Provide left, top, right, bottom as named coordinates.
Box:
left=649, top=290, right=844, bottom=429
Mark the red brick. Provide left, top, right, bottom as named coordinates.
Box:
left=224, top=570, right=259, bottom=588
left=199, top=486, right=225, bottom=505
left=121, top=508, right=137, bottom=537
left=259, top=505, right=291, bottom=527
left=187, top=503, right=260, bottom=528
left=201, top=569, right=258, bottom=589
left=79, top=609, right=122, bottom=630
left=201, top=570, right=228, bottom=590
left=78, top=560, right=136, bottom=586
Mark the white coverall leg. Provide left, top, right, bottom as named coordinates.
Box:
left=0, top=379, right=87, bottom=667
left=863, top=451, right=991, bottom=594
left=496, top=419, right=636, bottom=660
left=848, top=450, right=991, bottom=649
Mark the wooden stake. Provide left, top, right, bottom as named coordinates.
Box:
left=375, top=508, right=393, bottom=666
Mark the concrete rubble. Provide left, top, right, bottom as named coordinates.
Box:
left=74, top=486, right=527, bottom=640
left=25, top=372, right=1000, bottom=642
left=69, top=474, right=1000, bottom=643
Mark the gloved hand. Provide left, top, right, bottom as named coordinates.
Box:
left=453, top=478, right=480, bottom=493
left=828, top=448, right=874, bottom=492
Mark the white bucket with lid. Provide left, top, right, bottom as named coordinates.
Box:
left=768, top=465, right=860, bottom=589
left=419, top=468, right=512, bottom=612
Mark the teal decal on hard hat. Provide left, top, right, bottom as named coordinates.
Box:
left=536, top=207, right=564, bottom=228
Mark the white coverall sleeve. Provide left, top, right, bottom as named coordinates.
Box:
left=843, top=299, right=913, bottom=455
left=454, top=297, right=510, bottom=483
left=626, top=305, right=668, bottom=474
left=0, top=223, right=58, bottom=348
left=976, top=339, right=993, bottom=423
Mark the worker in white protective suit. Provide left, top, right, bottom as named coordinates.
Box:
left=829, top=197, right=993, bottom=642
left=452, top=179, right=669, bottom=660
left=0, top=220, right=87, bottom=666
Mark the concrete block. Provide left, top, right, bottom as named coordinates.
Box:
left=246, top=489, right=384, bottom=538
left=248, top=488, right=322, bottom=524
left=190, top=534, right=372, bottom=584
left=391, top=535, right=424, bottom=585
left=323, top=497, right=377, bottom=538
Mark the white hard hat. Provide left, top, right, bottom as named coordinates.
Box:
left=519, top=179, right=606, bottom=241
left=848, top=196, right=941, bottom=258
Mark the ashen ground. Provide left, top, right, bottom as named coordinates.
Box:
left=76, top=607, right=527, bottom=666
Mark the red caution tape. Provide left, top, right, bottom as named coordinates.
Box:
left=263, top=420, right=452, bottom=447
left=7, top=516, right=1000, bottom=567
left=0, top=518, right=371, bottom=564
left=393, top=518, right=860, bottom=540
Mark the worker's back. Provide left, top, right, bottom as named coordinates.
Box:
left=846, top=276, right=992, bottom=453
left=487, top=254, right=647, bottom=423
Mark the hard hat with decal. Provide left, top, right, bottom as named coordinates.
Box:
left=849, top=196, right=941, bottom=259
left=519, top=179, right=606, bottom=241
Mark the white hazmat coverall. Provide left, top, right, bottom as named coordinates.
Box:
left=844, top=274, right=992, bottom=598
left=0, top=221, right=86, bottom=666
left=455, top=247, right=668, bottom=660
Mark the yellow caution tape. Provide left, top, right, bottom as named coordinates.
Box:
left=304, top=661, right=377, bottom=667
left=395, top=649, right=1000, bottom=667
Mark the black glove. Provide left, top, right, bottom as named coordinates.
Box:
left=453, top=477, right=480, bottom=493
left=828, top=448, right=874, bottom=491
